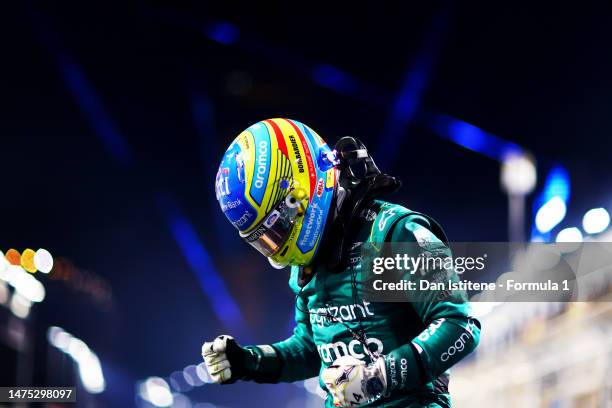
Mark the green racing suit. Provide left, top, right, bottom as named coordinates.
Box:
left=248, top=200, right=481, bottom=407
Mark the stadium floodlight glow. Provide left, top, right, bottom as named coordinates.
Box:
left=34, top=248, right=54, bottom=273
left=556, top=227, right=583, bottom=243
left=535, top=197, right=567, bottom=233
left=501, top=152, right=537, bottom=195
left=140, top=377, right=173, bottom=407
left=582, top=208, right=610, bottom=234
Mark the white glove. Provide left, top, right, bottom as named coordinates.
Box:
left=321, top=355, right=387, bottom=407
left=201, top=335, right=236, bottom=384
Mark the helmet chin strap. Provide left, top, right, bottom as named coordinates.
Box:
left=315, top=136, right=402, bottom=272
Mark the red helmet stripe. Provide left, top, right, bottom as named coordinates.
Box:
left=284, top=119, right=316, bottom=201
left=264, top=119, right=288, bottom=157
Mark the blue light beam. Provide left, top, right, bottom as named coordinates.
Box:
left=28, top=5, right=133, bottom=167
left=376, top=5, right=452, bottom=169
left=190, top=92, right=238, bottom=250
left=156, top=192, right=244, bottom=331
left=58, top=56, right=133, bottom=166
left=426, top=114, right=523, bottom=161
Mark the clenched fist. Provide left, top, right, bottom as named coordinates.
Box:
left=201, top=335, right=247, bottom=384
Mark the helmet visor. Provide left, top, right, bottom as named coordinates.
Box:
left=240, top=199, right=298, bottom=257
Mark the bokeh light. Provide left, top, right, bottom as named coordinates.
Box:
left=34, top=248, right=54, bottom=273
left=535, top=197, right=567, bottom=233
left=9, top=293, right=31, bottom=319
left=582, top=207, right=610, bottom=234
left=47, top=327, right=105, bottom=393
left=5, top=249, right=21, bottom=266
left=556, top=227, right=583, bottom=243
left=139, top=377, right=173, bottom=407
left=20, top=248, right=37, bottom=273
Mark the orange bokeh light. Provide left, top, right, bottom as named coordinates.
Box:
left=5, top=249, right=21, bottom=266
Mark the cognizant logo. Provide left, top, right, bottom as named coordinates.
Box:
left=309, top=300, right=374, bottom=328
left=441, top=331, right=471, bottom=362
left=317, top=337, right=383, bottom=363
left=388, top=355, right=410, bottom=389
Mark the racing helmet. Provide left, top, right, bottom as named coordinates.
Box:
left=215, top=118, right=338, bottom=268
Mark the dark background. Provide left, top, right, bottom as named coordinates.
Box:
left=1, top=2, right=611, bottom=406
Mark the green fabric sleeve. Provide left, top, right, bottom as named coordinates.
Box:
left=270, top=268, right=321, bottom=382
left=384, top=215, right=481, bottom=391
left=241, top=344, right=283, bottom=383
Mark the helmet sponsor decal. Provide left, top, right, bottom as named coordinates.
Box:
left=248, top=126, right=271, bottom=206
left=285, top=119, right=316, bottom=201
left=298, top=202, right=324, bottom=252
left=287, top=133, right=305, bottom=174
left=232, top=209, right=256, bottom=229
left=216, top=142, right=258, bottom=231
left=316, top=178, right=324, bottom=197
left=222, top=198, right=242, bottom=211
left=215, top=167, right=230, bottom=199
left=264, top=210, right=281, bottom=227
left=235, top=152, right=245, bottom=183
left=245, top=224, right=268, bottom=243
left=325, top=167, right=336, bottom=189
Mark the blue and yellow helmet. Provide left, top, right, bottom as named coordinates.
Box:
left=215, top=118, right=338, bottom=267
